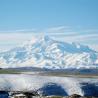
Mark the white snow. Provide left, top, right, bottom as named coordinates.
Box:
left=0, top=36, right=98, bottom=69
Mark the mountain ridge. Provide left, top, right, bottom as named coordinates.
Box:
left=0, top=36, right=98, bottom=69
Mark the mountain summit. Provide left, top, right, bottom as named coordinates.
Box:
left=0, top=36, right=98, bottom=69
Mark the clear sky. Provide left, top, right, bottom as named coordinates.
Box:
left=0, top=0, right=98, bottom=51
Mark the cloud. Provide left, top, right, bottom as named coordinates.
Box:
left=0, top=26, right=98, bottom=51
left=54, top=32, right=98, bottom=43
left=82, top=29, right=98, bottom=33
left=0, top=28, right=36, bottom=33
left=0, top=33, right=35, bottom=51
left=46, top=27, right=98, bottom=51
left=44, top=26, right=72, bottom=34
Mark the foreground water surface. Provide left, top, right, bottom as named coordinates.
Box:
left=0, top=74, right=98, bottom=97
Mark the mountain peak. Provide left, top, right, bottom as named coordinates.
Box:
left=39, top=35, right=53, bottom=42
left=0, top=36, right=98, bottom=69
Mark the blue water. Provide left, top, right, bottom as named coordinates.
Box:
left=38, top=83, right=68, bottom=96
left=1, top=82, right=98, bottom=97
left=39, top=82, right=98, bottom=97
left=81, top=83, right=98, bottom=97
left=0, top=91, right=9, bottom=98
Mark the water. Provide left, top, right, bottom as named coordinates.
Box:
left=0, top=74, right=98, bottom=97
left=0, top=91, right=9, bottom=98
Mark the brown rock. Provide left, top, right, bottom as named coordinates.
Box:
left=67, top=94, right=81, bottom=98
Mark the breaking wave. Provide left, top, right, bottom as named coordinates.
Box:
left=0, top=74, right=98, bottom=96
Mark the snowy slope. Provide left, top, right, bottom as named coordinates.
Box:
left=0, top=36, right=98, bottom=69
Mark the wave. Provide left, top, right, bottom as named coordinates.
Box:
left=0, top=74, right=98, bottom=96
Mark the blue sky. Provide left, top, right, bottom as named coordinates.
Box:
left=0, top=0, right=98, bottom=51
left=0, top=0, right=98, bottom=30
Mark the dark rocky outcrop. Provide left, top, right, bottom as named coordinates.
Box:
left=66, top=94, right=81, bottom=98
left=64, top=94, right=98, bottom=98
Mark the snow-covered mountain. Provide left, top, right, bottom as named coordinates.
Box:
left=0, top=36, right=98, bottom=69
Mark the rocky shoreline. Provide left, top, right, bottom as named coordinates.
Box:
left=64, top=94, right=98, bottom=98
left=24, top=94, right=98, bottom=98
left=36, top=94, right=98, bottom=98
left=1, top=91, right=98, bottom=98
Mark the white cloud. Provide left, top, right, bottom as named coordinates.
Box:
left=0, top=28, right=36, bottom=33
left=0, top=26, right=98, bottom=52
left=81, top=29, right=98, bottom=33
left=44, top=26, right=72, bottom=34
left=0, top=33, right=34, bottom=51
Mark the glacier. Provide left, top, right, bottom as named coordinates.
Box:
left=0, top=35, right=98, bottom=69
left=0, top=74, right=98, bottom=96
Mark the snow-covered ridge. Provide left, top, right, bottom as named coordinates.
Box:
left=0, top=35, right=98, bottom=69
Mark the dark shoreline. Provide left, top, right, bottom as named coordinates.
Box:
left=0, top=91, right=98, bottom=98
